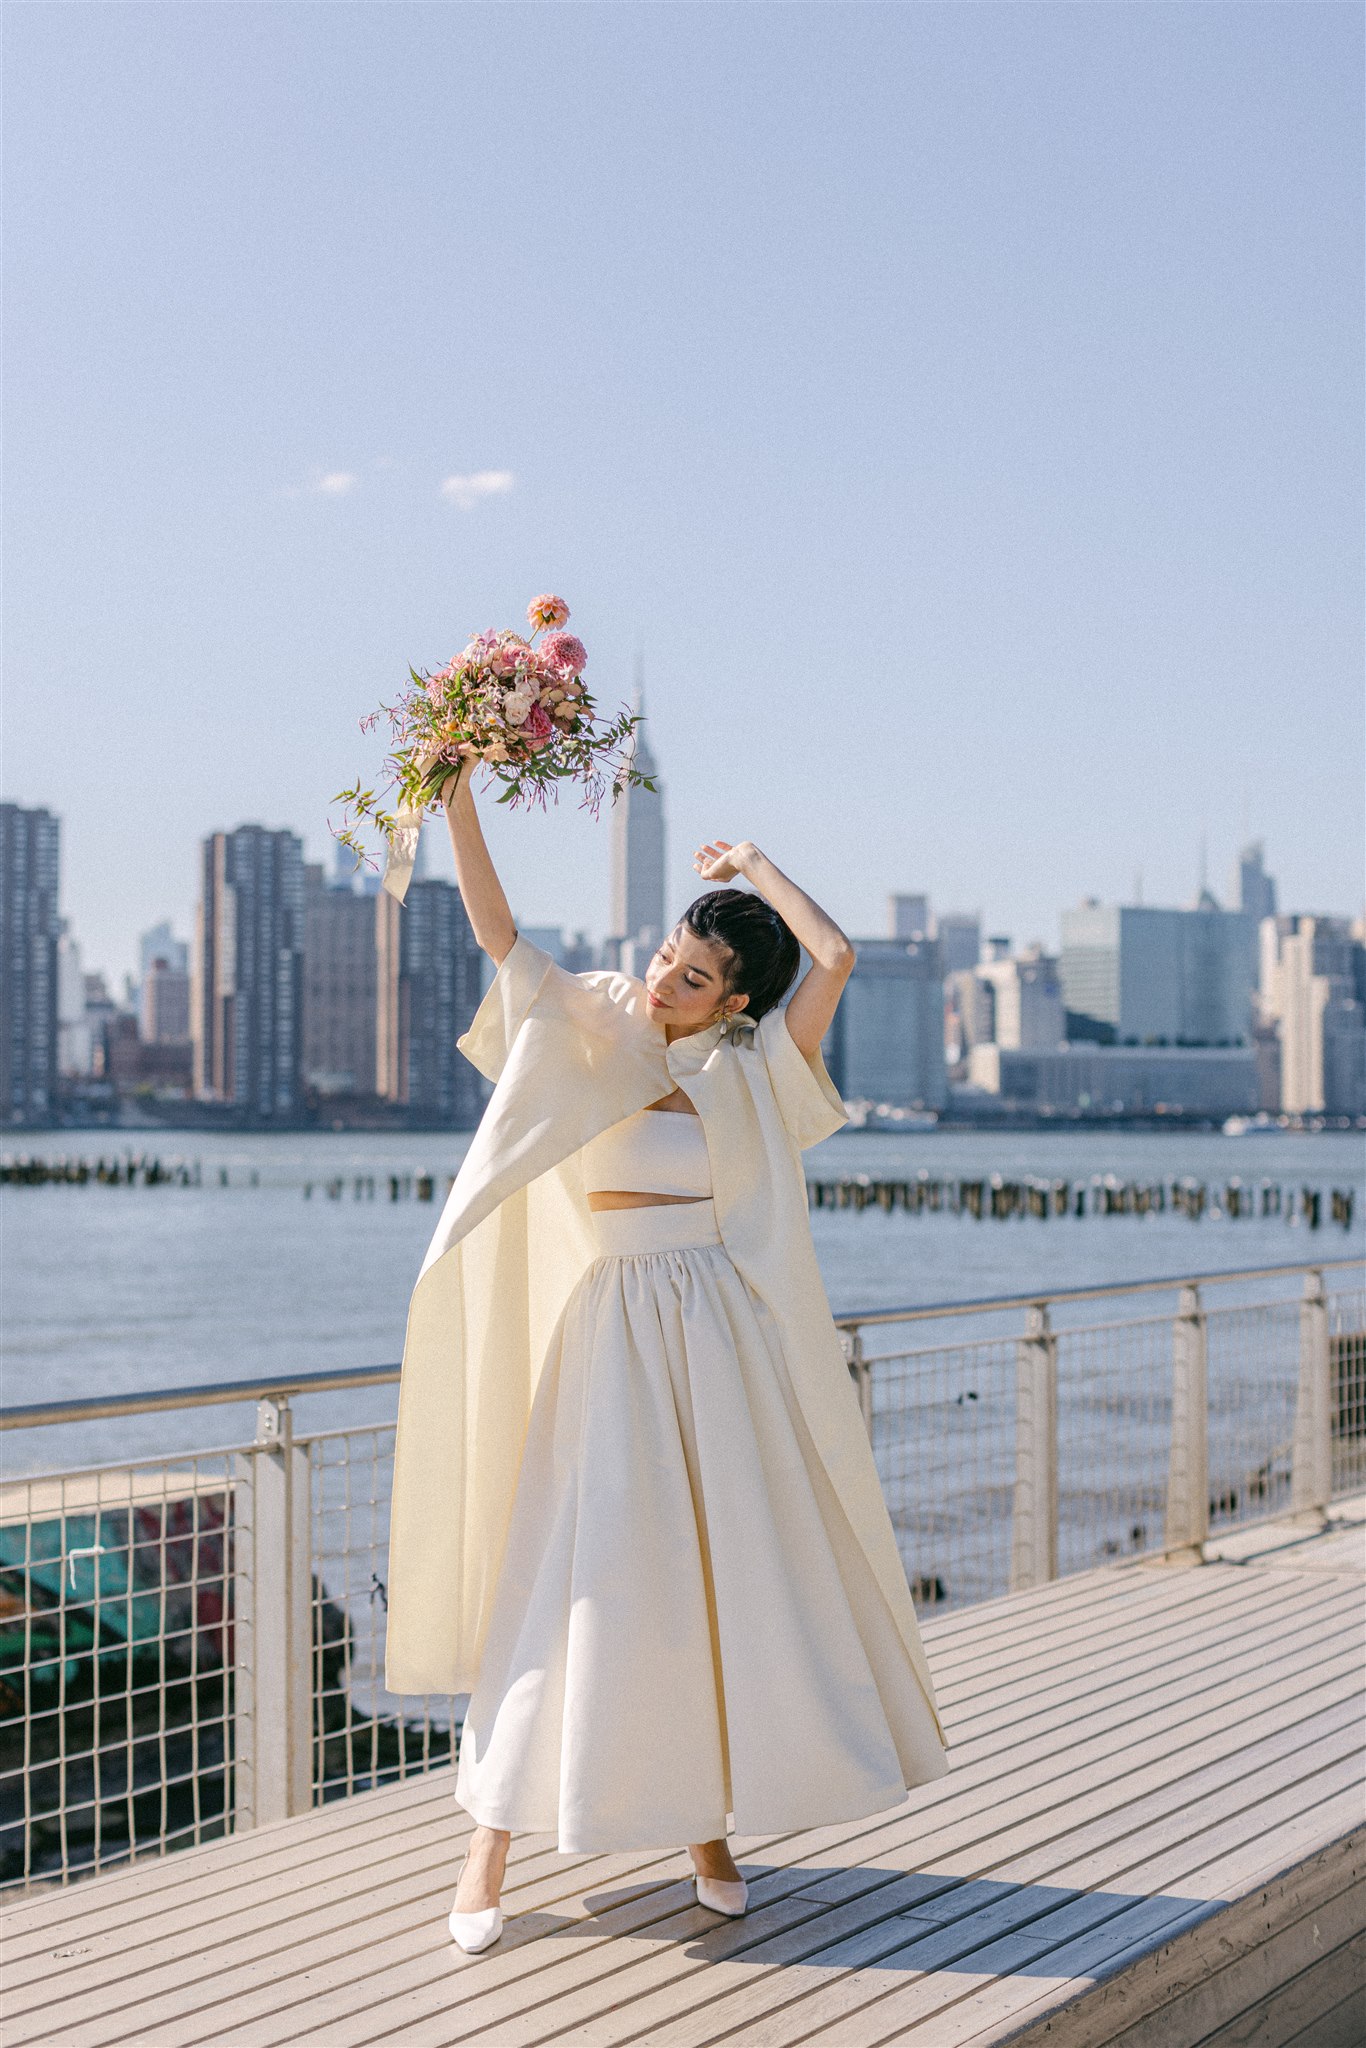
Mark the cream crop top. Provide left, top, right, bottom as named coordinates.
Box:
left=580, top=1108, right=712, bottom=1199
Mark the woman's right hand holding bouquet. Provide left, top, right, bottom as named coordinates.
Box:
left=331, top=593, right=654, bottom=903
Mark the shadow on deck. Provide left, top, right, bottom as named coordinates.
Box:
left=3, top=1501, right=1363, bottom=2048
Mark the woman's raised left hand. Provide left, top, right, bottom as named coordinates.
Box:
left=693, top=839, right=757, bottom=883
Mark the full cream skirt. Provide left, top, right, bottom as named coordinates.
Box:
left=454, top=1200, right=947, bottom=1853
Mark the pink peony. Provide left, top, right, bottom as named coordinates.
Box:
left=538, top=630, right=587, bottom=678
left=528, top=593, right=570, bottom=632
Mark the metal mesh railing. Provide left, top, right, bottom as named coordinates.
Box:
left=1, top=1256, right=1361, bottom=1893
left=1055, top=1314, right=1172, bottom=1580
left=1329, top=1285, right=1366, bottom=1497
left=1203, top=1299, right=1300, bottom=1532
left=0, top=1453, right=237, bottom=1892
left=307, top=1425, right=457, bottom=1808
left=866, top=1334, right=1016, bottom=1612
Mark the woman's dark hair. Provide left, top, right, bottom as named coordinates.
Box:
left=681, top=888, right=801, bottom=1024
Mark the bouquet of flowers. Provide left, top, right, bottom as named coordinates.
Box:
left=331, top=594, right=654, bottom=902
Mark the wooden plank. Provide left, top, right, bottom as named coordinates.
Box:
left=272, top=1687, right=1359, bottom=2039
left=938, top=1576, right=1354, bottom=1732
left=1276, top=1978, right=1366, bottom=2048
left=1090, top=1889, right=1366, bottom=2048
left=0, top=1763, right=465, bottom=1934
left=507, top=1764, right=1365, bottom=2048
left=968, top=1849, right=1366, bottom=2046
left=944, top=1580, right=1357, bottom=1749
left=5, top=1556, right=1335, bottom=2023
left=928, top=1566, right=1275, bottom=1690
left=7, top=1662, right=1359, bottom=2048
left=13, top=1564, right=1343, bottom=1982
left=149, top=1646, right=1366, bottom=2048
left=780, top=1799, right=1366, bottom=2048
left=672, top=1789, right=1364, bottom=2048
left=1206, top=1936, right=1366, bottom=2048
left=875, top=1818, right=1366, bottom=2048
left=248, top=1695, right=1366, bottom=2048
left=3, top=1559, right=1344, bottom=1963
left=61, top=1613, right=1359, bottom=2048
left=0, top=1510, right=1358, bottom=2048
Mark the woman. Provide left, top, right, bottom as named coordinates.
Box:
left=382, top=765, right=949, bottom=1956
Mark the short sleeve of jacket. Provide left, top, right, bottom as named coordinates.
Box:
left=757, top=1002, right=848, bottom=1150
left=456, top=934, right=558, bottom=1082
left=457, top=937, right=651, bottom=1085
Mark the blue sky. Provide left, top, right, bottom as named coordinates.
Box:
left=5, top=1, right=1362, bottom=984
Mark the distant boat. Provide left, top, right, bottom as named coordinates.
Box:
left=1222, top=1113, right=1287, bottom=1137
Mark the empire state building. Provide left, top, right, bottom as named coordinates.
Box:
left=609, top=680, right=666, bottom=973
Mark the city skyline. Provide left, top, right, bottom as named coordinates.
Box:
left=6, top=5, right=1361, bottom=989
left=10, top=789, right=1362, bottom=1127
left=21, top=783, right=1365, bottom=1010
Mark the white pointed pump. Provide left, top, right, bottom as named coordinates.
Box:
left=694, top=1871, right=749, bottom=1917
left=448, top=1899, right=504, bottom=1953
left=449, top=1848, right=506, bottom=1953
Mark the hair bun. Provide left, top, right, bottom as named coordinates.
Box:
left=682, top=888, right=801, bottom=1023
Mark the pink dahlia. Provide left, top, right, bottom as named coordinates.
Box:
left=528, top=593, right=570, bottom=632
left=538, top=630, right=587, bottom=678
left=521, top=700, right=555, bottom=748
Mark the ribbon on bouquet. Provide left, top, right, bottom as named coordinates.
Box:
left=380, top=803, right=425, bottom=905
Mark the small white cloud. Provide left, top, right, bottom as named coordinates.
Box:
left=314, top=471, right=358, bottom=495
left=440, top=469, right=515, bottom=510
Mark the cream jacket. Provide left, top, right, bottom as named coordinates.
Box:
left=382, top=933, right=946, bottom=1745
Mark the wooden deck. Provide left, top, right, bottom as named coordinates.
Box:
left=4, top=1500, right=1363, bottom=2048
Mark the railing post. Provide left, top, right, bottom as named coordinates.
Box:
left=1011, top=1303, right=1058, bottom=1592
left=1164, top=1284, right=1209, bottom=1561
left=1291, top=1269, right=1332, bottom=1521
left=233, top=1396, right=313, bottom=1828
left=841, top=1325, right=875, bottom=1442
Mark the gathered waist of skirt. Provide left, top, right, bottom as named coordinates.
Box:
left=588, top=1198, right=723, bottom=1258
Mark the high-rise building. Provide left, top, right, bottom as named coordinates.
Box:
left=935, top=913, right=982, bottom=976
left=1234, top=841, right=1277, bottom=924
left=609, top=684, right=666, bottom=965
left=56, top=920, right=96, bottom=1078
left=376, top=877, right=484, bottom=1125
left=302, top=862, right=379, bottom=1096
left=889, top=894, right=930, bottom=942
left=137, top=922, right=191, bottom=1042
left=975, top=945, right=1065, bottom=1052
left=1, top=803, right=61, bottom=1125
left=823, top=936, right=948, bottom=1109
left=943, top=967, right=992, bottom=1070
left=192, top=825, right=305, bottom=1119
left=143, top=956, right=191, bottom=1044
left=139, top=921, right=189, bottom=982
left=1059, top=898, right=1257, bottom=1047
left=82, top=972, right=120, bottom=1077
left=1268, top=916, right=1366, bottom=1116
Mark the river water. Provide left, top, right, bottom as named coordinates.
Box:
left=3, top=1125, right=1362, bottom=1478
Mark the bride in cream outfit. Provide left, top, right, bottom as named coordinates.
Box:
left=381, top=765, right=949, bottom=1954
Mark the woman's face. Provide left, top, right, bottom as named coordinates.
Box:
left=644, top=925, right=749, bottom=1038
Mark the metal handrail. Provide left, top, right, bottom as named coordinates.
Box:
left=831, top=1255, right=1365, bottom=1329
left=0, top=1362, right=403, bottom=1431
left=2, top=1255, right=1361, bottom=1432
